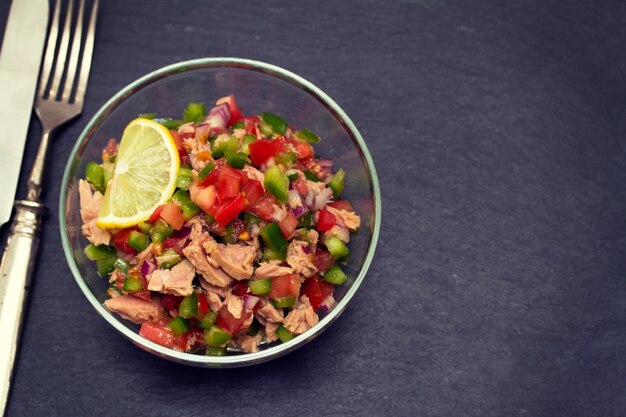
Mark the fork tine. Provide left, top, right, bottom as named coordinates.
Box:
left=74, top=0, right=98, bottom=106
left=61, top=0, right=85, bottom=102
left=38, top=0, right=61, bottom=98
left=48, top=0, right=74, bottom=100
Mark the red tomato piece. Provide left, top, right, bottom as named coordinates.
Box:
left=242, top=116, right=259, bottom=135
left=184, top=327, right=206, bottom=352
left=232, top=281, right=249, bottom=297
left=161, top=294, right=183, bottom=312
left=216, top=166, right=241, bottom=200
left=160, top=202, right=185, bottom=230
left=197, top=293, right=209, bottom=319
left=317, top=208, right=336, bottom=232
left=241, top=179, right=264, bottom=209
left=251, top=194, right=280, bottom=221
left=292, top=179, right=308, bottom=196
left=301, top=275, right=335, bottom=311
left=139, top=322, right=175, bottom=349
left=112, top=228, right=138, bottom=254
left=162, top=236, right=188, bottom=256
left=269, top=274, right=302, bottom=300
left=217, top=95, right=244, bottom=126
left=213, top=194, right=248, bottom=226
left=149, top=205, right=164, bottom=223
left=194, top=185, right=217, bottom=213
left=131, top=290, right=151, bottom=302
left=279, top=211, right=298, bottom=239
left=248, top=140, right=283, bottom=166
left=328, top=200, right=354, bottom=212
left=215, top=305, right=251, bottom=335
left=170, top=129, right=187, bottom=158
left=313, top=250, right=335, bottom=274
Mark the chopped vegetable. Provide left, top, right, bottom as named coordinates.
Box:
left=264, top=166, right=289, bottom=203
left=249, top=278, right=272, bottom=295
left=322, top=265, right=347, bottom=285
left=276, top=325, right=295, bottom=343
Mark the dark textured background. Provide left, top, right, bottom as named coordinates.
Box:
left=1, top=0, right=626, bottom=416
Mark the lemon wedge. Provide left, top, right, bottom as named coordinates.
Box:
left=97, top=118, right=179, bottom=228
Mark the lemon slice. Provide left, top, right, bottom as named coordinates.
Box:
left=97, top=118, right=179, bottom=228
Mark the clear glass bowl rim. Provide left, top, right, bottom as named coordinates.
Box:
left=59, top=57, right=382, bottom=367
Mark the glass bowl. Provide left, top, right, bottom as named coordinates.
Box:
left=60, top=58, right=381, bottom=367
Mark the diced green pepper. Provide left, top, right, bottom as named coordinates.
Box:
left=272, top=296, right=296, bottom=309
left=328, top=168, right=345, bottom=199
left=175, top=165, right=194, bottom=190
left=204, top=326, right=231, bottom=347
left=198, top=161, right=215, bottom=179
left=260, top=222, right=288, bottom=256
left=84, top=244, right=116, bottom=261
left=297, top=212, right=313, bottom=228
left=276, top=325, right=295, bottom=343
left=167, top=317, right=191, bottom=336
left=212, top=136, right=238, bottom=159
left=102, top=161, right=115, bottom=187
left=183, top=102, right=206, bottom=123
left=241, top=134, right=256, bottom=155
left=138, top=112, right=157, bottom=120
left=261, top=246, right=285, bottom=262
left=323, top=265, right=347, bottom=285
left=127, top=231, right=150, bottom=252
left=198, top=311, right=218, bottom=330
left=206, top=346, right=226, bottom=356
left=96, top=257, right=117, bottom=276
left=85, top=162, right=105, bottom=193
left=231, top=121, right=245, bottom=129
left=171, top=190, right=200, bottom=220
left=249, top=278, right=271, bottom=295
left=247, top=319, right=261, bottom=336
left=150, top=219, right=173, bottom=243
left=156, top=248, right=181, bottom=269
left=264, top=166, right=289, bottom=204
left=325, top=236, right=350, bottom=262
left=138, top=222, right=152, bottom=235
left=304, top=170, right=322, bottom=182
left=295, top=129, right=321, bottom=143
left=114, top=258, right=131, bottom=273
left=244, top=212, right=260, bottom=229
left=179, top=293, right=198, bottom=319
left=274, top=152, right=297, bottom=168
left=225, top=150, right=247, bottom=169
left=259, top=112, right=287, bottom=136
left=153, top=117, right=183, bottom=130
left=287, top=170, right=299, bottom=182
left=123, top=276, right=142, bottom=293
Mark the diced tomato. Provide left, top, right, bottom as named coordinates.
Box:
left=139, top=322, right=175, bottom=349
left=213, top=194, right=247, bottom=226
left=232, top=280, right=249, bottom=297
left=217, top=95, right=244, bottom=126
left=215, top=306, right=251, bottom=335
left=240, top=180, right=264, bottom=209
left=269, top=274, right=301, bottom=300
left=248, top=139, right=283, bottom=166
left=279, top=211, right=298, bottom=239
left=170, top=130, right=187, bottom=158
left=184, top=327, right=206, bottom=352
left=301, top=275, right=335, bottom=311
left=216, top=166, right=241, bottom=200
left=313, top=250, right=335, bottom=273
left=293, top=140, right=313, bottom=159
left=317, top=208, right=336, bottom=232
left=242, top=116, right=259, bottom=135
left=161, top=294, right=183, bottom=312
left=113, top=270, right=125, bottom=290
left=194, top=185, right=217, bottom=213
left=292, top=178, right=308, bottom=196
left=197, top=293, right=209, bottom=319
left=131, top=290, right=151, bottom=302
left=251, top=194, right=280, bottom=221
left=198, top=164, right=222, bottom=187
left=160, top=202, right=185, bottom=230
left=162, top=236, right=188, bottom=256
left=301, top=157, right=324, bottom=180
left=112, top=228, right=138, bottom=254
left=328, top=200, right=354, bottom=212
left=149, top=205, right=164, bottom=223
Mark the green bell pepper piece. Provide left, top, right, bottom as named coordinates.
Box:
left=325, top=236, right=350, bottom=262
left=276, top=325, right=295, bottom=343
left=156, top=249, right=181, bottom=269
left=85, top=162, right=105, bottom=193
left=260, top=222, right=288, bottom=257
left=259, top=112, right=287, bottom=136
left=323, top=265, right=347, bottom=285
left=198, top=161, right=215, bottom=179
left=272, top=296, right=296, bottom=309
left=123, top=276, right=142, bottom=293
left=328, top=168, right=345, bottom=199
left=206, top=346, right=226, bottom=356
left=275, top=152, right=297, bottom=168
left=297, top=212, right=313, bottom=229
left=225, top=150, right=247, bottom=169
left=153, top=117, right=183, bottom=130
left=264, top=165, right=289, bottom=203
left=178, top=293, right=198, bottom=319
left=241, top=134, right=256, bottom=155
left=198, top=311, right=218, bottom=330
left=295, top=129, right=321, bottom=143
left=304, top=170, right=322, bottom=182
left=183, top=102, right=206, bottom=123
left=249, top=279, right=271, bottom=296
left=127, top=231, right=150, bottom=252
left=171, top=190, right=200, bottom=220
left=175, top=165, right=194, bottom=190
left=114, top=258, right=131, bottom=273
left=96, top=257, right=117, bottom=276
left=150, top=219, right=173, bottom=243
left=167, top=317, right=191, bottom=336
left=204, top=326, right=231, bottom=347
left=84, top=244, right=116, bottom=261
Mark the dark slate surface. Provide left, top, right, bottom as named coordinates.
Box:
left=1, top=0, right=626, bottom=416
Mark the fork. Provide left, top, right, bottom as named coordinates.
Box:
left=0, top=0, right=99, bottom=413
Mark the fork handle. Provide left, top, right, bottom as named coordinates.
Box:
left=0, top=200, right=45, bottom=415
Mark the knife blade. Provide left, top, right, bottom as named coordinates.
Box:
left=0, top=0, right=49, bottom=226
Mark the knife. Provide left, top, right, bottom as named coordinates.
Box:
left=0, top=0, right=49, bottom=226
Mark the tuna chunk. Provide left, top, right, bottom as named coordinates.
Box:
left=256, top=302, right=284, bottom=323
left=283, top=301, right=319, bottom=335
left=204, top=290, right=223, bottom=312
left=186, top=216, right=208, bottom=240
left=255, top=261, right=294, bottom=278
left=231, top=333, right=264, bottom=353
left=242, top=165, right=265, bottom=189
left=322, top=225, right=350, bottom=244
left=325, top=206, right=361, bottom=231
left=264, top=321, right=280, bottom=343
left=183, top=232, right=232, bottom=287
left=78, top=179, right=111, bottom=245
left=210, top=244, right=256, bottom=280
left=225, top=291, right=244, bottom=319
left=104, top=295, right=166, bottom=324
left=286, top=240, right=317, bottom=278
left=146, top=260, right=196, bottom=296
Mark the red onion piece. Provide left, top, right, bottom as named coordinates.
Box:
left=204, top=103, right=231, bottom=129
left=243, top=295, right=259, bottom=310
left=140, top=260, right=156, bottom=277
left=194, top=123, right=210, bottom=141
left=173, top=226, right=191, bottom=239
left=317, top=294, right=336, bottom=314
left=316, top=159, right=334, bottom=168
left=313, top=188, right=334, bottom=211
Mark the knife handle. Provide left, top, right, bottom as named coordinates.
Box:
left=0, top=200, right=45, bottom=415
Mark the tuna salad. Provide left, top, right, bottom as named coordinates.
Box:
left=80, top=95, right=361, bottom=356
